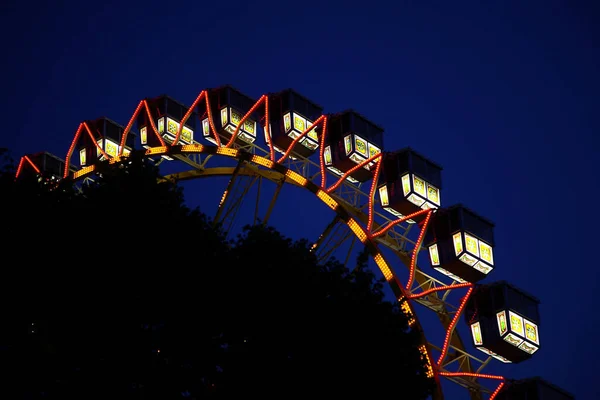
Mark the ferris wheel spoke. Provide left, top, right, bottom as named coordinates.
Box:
left=310, top=215, right=356, bottom=268
left=261, top=177, right=285, bottom=226
left=213, top=159, right=246, bottom=227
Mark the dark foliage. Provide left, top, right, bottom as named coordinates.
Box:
left=0, top=153, right=435, bottom=399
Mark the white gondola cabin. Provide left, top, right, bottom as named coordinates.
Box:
left=202, top=85, right=257, bottom=146
left=264, top=89, right=323, bottom=158
left=378, top=148, right=442, bottom=222
left=16, top=151, right=68, bottom=184
left=137, top=95, right=196, bottom=150
left=322, top=110, right=384, bottom=183
left=79, top=117, right=133, bottom=166
left=425, top=204, right=495, bottom=283
left=465, top=281, right=541, bottom=364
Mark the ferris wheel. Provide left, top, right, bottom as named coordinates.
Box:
left=15, top=86, right=571, bottom=400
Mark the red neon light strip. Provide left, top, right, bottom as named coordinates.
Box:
left=225, top=95, right=266, bottom=148
left=15, top=157, right=25, bottom=178
left=326, top=153, right=381, bottom=193
left=118, top=101, right=144, bottom=156
left=440, top=371, right=505, bottom=381
left=63, top=121, right=111, bottom=179
left=24, top=156, right=41, bottom=173
left=143, top=100, right=166, bottom=147
left=367, top=159, right=382, bottom=231
left=437, top=286, right=473, bottom=366
left=406, top=209, right=433, bottom=291
left=15, top=155, right=41, bottom=179
left=489, top=382, right=506, bottom=400
left=277, top=115, right=325, bottom=164
left=407, top=282, right=472, bottom=300
left=319, top=116, right=329, bottom=188
left=173, top=91, right=206, bottom=146
left=83, top=122, right=110, bottom=160
left=371, top=209, right=430, bottom=238
left=64, top=123, right=85, bottom=178
left=203, top=93, right=221, bottom=147
left=264, top=96, right=275, bottom=160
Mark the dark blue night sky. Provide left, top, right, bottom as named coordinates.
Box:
left=2, top=1, right=598, bottom=398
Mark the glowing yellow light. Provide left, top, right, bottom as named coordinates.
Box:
left=373, top=253, right=393, bottom=281
left=479, top=241, right=494, bottom=265
left=105, top=139, right=119, bottom=157
left=146, top=146, right=169, bottom=155
left=140, top=126, right=148, bottom=144
left=219, top=190, right=228, bottom=206
left=378, top=185, right=389, bottom=206
left=497, top=311, right=508, bottom=335
left=73, top=165, right=95, bottom=179
left=471, top=322, right=483, bottom=345
left=347, top=218, right=367, bottom=242
left=79, top=148, right=86, bottom=166
left=251, top=155, right=274, bottom=168
left=465, top=233, right=480, bottom=257
left=524, top=319, right=539, bottom=345
left=285, top=170, right=308, bottom=186
left=453, top=232, right=463, bottom=256
left=181, top=144, right=205, bottom=153
left=518, top=341, right=538, bottom=354
left=418, top=345, right=435, bottom=378
left=509, top=311, right=524, bottom=336
left=399, top=300, right=416, bottom=326
left=216, top=147, right=239, bottom=157
left=316, top=190, right=338, bottom=211
left=428, top=244, right=440, bottom=266
left=401, top=174, right=411, bottom=196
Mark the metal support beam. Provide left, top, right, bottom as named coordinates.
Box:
left=310, top=214, right=341, bottom=254
left=311, top=216, right=355, bottom=267
left=262, top=178, right=284, bottom=226
left=213, top=159, right=244, bottom=227
left=217, top=174, right=258, bottom=236
left=253, top=176, right=262, bottom=226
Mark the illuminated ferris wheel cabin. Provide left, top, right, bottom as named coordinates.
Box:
left=203, top=85, right=258, bottom=146
left=378, top=148, right=443, bottom=223
left=137, top=95, right=197, bottom=151
left=425, top=204, right=495, bottom=283
left=264, top=89, right=323, bottom=159
left=323, top=110, right=384, bottom=183
left=16, top=151, right=68, bottom=183
left=465, top=281, right=541, bottom=364
left=79, top=117, right=134, bottom=167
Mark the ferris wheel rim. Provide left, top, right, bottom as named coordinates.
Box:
left=65, top=144, right=502, bottom=399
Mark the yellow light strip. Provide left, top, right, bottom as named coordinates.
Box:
left=373, top=253, right=394, bottom=281
left=73, top=165, right=95, bottom=179
left=251, top=154, right=274, bottom=168
left=216, top=147, right=239, bottom=157
left=316, top=189, right=338, bottom=211
left=145, top=146, right=169, bottom=155
left=285, top=170, right=307, bottom=186
left=347, top=218, right=367, bottom=242
left=181, top=144, right=205, bottom=153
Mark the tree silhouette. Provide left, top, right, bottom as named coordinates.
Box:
left=0, top=153, right=435, bottom=399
